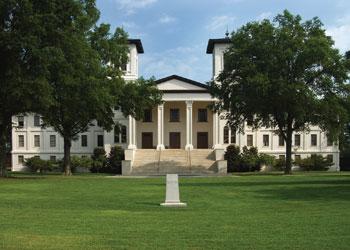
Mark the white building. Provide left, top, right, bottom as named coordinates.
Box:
left=11, top=38, right=340, bottom=173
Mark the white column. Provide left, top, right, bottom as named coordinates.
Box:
left=128, top=115, right=136, bottom=149
left=213, top=112, right=221, bottom=149
left=157, top=104, right=165, bottom=150
left=185, top=101, right=193, bottom=150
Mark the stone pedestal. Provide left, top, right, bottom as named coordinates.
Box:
left=160, top=174, right=187, bottom=207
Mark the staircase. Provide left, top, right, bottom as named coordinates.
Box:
left=130, top=149, right=218, bottom=175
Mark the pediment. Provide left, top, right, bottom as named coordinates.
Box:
left=156, top=75, right=209, bottom=92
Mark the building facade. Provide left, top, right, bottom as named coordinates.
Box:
left=11, top=38, right=340, bottom=172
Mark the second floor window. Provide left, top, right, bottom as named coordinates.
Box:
left=34, top=115, right=41, bottom=127
left=114, top=126, right=120, bottom=143
left=81, top=135, right=88, bottom=147
left=18, top=116, right=24, bottom=128
left=97, top=135, right=104, bottom=147
left=311, top=134, right=317, bottom=146
left=294, top=134, right=301, bottom=146
left=143, top=109, right=152, bottom=122
left=50, top=135, right=56, bottom=147
left=327, top=135, right=332, bottom=147
left=198, top=109, right=208, bottom=122
left=170, top=109, right=180, bottom=122
left=263, top=135, right=269, bottom=147
left=34, top=135, right=40, bottom=147
left=224, top=126, right=229, bottom=144
left=279, top=135, right=285, bottom=146
left=18, top=135, right=24, bottom=147
left=121, top=125, right=127, bottom=143
left=247, top=134, right=253, bottom=146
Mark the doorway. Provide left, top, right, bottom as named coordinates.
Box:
left=142, top=132, right=153, bottom=149
left=169, top=132, right=181, bottom=149
left=197, top=132, right=208, bottom=149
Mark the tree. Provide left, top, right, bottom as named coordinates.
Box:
left=210, top=10, right=350, bottom=174
left=0, top=0, right=52, bottom=177
left=35, top=1, right=161, bottom=175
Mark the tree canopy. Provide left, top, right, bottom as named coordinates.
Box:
left=210, top=10, right=350, bottom=174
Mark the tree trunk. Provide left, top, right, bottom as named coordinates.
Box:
left=63, top=137, right=72, bottom=176
left=284, top=129, right=293, bottom=175
left=0, top=137, right=7, bottom=178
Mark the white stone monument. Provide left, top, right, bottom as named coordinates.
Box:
left=160, top=174, right=187, bottom=207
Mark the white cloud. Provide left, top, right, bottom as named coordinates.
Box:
left=140, top=44, right=211, bottom=82
left=116, top=0, right=157, bottom=15
left=121, top=21, right=137, bottom=29
left=159, top=14, right=176, bottom=24
left=206, top=15, right=236, bottom=31
left=257, top=12, right=272, bottom=21
left=326, top=14, right=350, bottom=52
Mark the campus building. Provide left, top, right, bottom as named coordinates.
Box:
left=11, top=38, right=340, bottom=173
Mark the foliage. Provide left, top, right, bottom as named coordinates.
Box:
left=106, top=146, right=124, bottom=174
left=273, top=158, right=286, bottom=171
left=225, top=144, right=241, bottom=172
left=296, top=155, right=332, bottom=171
left=70, top=156, right=93, bottom=173
left=24, top=157, right=52, bottom=173
left=258, top=153, right=276, bottom=167
left=91, top=147, right=107, bottom=173
left=210, top=10, right=350, bottom=174
left=240, top=146, right=260, bottom=172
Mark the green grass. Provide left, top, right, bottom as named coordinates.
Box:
left=1, top=173, right=350, bottom=249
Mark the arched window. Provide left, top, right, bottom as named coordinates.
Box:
left=224, top=126, right=229, bottom=144
left=121, top=125, right=127, bottom=143
left=114, top=125, right=120, bottom=143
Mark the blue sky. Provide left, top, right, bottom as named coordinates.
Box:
left=97, top=0, right=350, bottom=83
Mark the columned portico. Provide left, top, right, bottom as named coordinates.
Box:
left=157, top=104, right=165, bottom=150
left=185, top=100, right=194, bottom=150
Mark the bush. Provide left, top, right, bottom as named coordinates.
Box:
left=70, top=156, right=93, bottom=173
left=90, top=147, right=107, bottom=173
left=240, top=146, right=260, bottom=172
left=258, top=153, right=276, bottom=168
left=273, top=158, right=286, bottom=171
left=106, top=146, right=125, bottom=174
left=297, top=155, right=332, bottom=171
left=24, top=157, right=52, bottom=173
left=225, top=144, right=241, bottom=172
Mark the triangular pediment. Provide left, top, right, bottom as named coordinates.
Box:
left=156, top=75, right=209, bottom=92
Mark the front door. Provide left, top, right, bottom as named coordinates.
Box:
left=169, top=132, right=181, bottom=149
left=197, top=132, right=208, bottom=149
left=142, top=132, right=153, bottom=149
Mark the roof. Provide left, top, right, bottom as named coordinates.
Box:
left=206, top=38, right=230, bottom=54
left=155, top=75, right=209, bottom=93
left=128, top=39, right=144, bottom=54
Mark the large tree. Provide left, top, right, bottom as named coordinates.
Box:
left=0, top=0, right=52, bottom=177
left=35, top=1, right=161, bottom=175
left=210, top=10, right=350, bottom=174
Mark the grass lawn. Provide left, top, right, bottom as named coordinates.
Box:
left=0, top=173, right=350, bottom=249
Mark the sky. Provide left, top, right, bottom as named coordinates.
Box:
left=96, top=0, right=350, bottom=83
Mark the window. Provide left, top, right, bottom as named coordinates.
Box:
left=263, top=135, right=269, bottom=147
left=18, top=135, right=24, bottom=147
left=81, top=135, right=87, bottom=147
left=18, top=155, right=24, bottom=165
left=121, top=63, right=127, bottom=72
left=279, top=155, right=286, bottom=161
left=34, top=115, right=41, bottom=127
left=114, top=126, right=120, bottom=143
left=170, top=109, right=180, bottom=122
left=198, top=109, right=208, bottom=122
left=247, top=134, right=253, bottom=146
left=294, top=134, right=301, bottom=147
left=327, top=154, right=333, bottom=164
left=34, top=135, right=40, bottom=147
left=224, top=126, right=229, bottom=144
left=143, top=109, right=152, bottom=122
left=50, top=156, right=56, bottom=162
left=50, top=135, right=56, bottom=147
left=231, top=129, right=236, bottom=144
left=121, top=125, right=127, bottom=143
left=246, top=119, right=253, bottom=127
left=327, top=135, right=332, bottom=147
left=18, top=116, right=24, bottom=128
left=279, top=135, right=285, bottom=146
left=311, top=134, right=317, bottom=146
left=294, top=155, right=301, bottom=162
left=97, top=135, right=104, bottom=147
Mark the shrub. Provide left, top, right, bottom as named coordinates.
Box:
left=91, top=147, right=107, bottom=173
left=240, top=146, right=260, bottom=172
left=297, top=155, right=332, bottom=171
left=24, top=157, right=52, bottom=173
left=106, top=146, right=124, bottom=174
left=273, top=158, right=286, bottom=171
left=225, top=144, right=241, bottom=172
left=258, top=153, right=276, bottom=167
left=70, top=156, right=93, bottom=173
